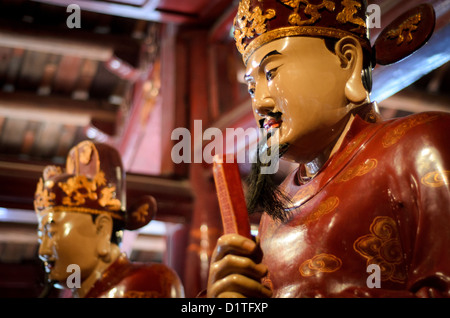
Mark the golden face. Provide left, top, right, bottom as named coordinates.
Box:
left=37, top=211, right=103, bottom=284
left=245, top=36, right=357, bottom=163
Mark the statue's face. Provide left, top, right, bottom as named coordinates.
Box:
left=37, top=211, right=101, bottom=284
left=245, top=36, right=353, bottom=162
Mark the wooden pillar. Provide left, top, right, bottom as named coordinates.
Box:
left=178, top=30, right=223, bottom=297
left=164, top=223, right=189, bottom=286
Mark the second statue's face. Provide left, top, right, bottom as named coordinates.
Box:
left=37, top=211, right=101, bottom=284
left=245, top=36, right=354, bottom=163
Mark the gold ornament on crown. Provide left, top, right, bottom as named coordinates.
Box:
left=34, top=140, right=125, bottom=221
left=35, top=170, right=122, bottom=213
left=386, top=12, right=422, bottom=45
left=234, top=0, right=276, bottom=54
left=337, top=0, right=366, bottom=32
left=280, top=0, right=336, bottom=26
left=234, top=0, right=371, bottom=64
left=132, top=203, right=150, bottom=223
left=34, top=178, right=56, bottom=211
left=58, top=171, right=121, bottom=210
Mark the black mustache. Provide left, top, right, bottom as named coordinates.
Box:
left=259, top=112, right=283, bottom=129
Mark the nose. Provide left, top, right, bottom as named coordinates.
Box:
left=254, top=98, right=276, bottom=118
left=253, top=84, right=276, bottom=117
left=38, top=236, right=53, bottom=262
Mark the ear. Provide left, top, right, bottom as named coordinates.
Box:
left=335, top=36, right=368, bottom=104
left=95, top=214, right=113, bottom=257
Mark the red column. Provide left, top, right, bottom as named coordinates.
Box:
left=180, top=30, right=223, bottom=297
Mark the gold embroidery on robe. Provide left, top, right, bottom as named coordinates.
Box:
left=382, top=113, right=439, bottom=148
left=335, top=159, right=377, bottom=183
left=354, top=216, right=406, bottom=283
left=291, top=196, right=339, bottom=226
left=421, top=170, right=450, bottom=188
left=332, top=132, right=368, bottom=169
left=123, top=290, right=162, bottom=298
left=290, top=183, right=317, bottom=208
left=299, top=253, right=342, bottom=277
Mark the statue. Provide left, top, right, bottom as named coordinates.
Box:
left=34, top=140, right=184, bottom=298
left=207, top=0, right=450, bottom=297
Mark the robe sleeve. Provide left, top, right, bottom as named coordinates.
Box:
left=333, top=113, right=450, bottom=298
left=403, top=113, right=450, bottom=297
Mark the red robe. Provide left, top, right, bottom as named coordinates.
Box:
left=259, top=111, right=450, bottom=297
left=84, top=254, right=184, bottom=298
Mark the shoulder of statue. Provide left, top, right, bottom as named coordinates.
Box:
left=132, top=262, right=179, bottom=276
left=123, top=262, right=184, bottom=296
left=375, top=112, right=450, bottom=150
left=366, top=112, right=450, bottom=188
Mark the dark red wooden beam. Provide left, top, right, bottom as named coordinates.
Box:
left=0, top=160, right=193, bottom=223
left=32, top=0, right=233, bottom=24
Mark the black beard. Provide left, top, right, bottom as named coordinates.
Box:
left=245, top=137, right=291, bottom=222
left=38, top=277, right=56, bottom=298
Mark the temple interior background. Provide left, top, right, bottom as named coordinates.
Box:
left=0, top=0, right=448, bottom=298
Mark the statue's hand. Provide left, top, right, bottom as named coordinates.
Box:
left=207, top=234, right=272, bottom=298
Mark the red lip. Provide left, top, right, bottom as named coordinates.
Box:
left=264, top=118, right=282, bottom=130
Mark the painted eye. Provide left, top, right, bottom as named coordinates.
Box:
left=266, top=65, right=282, bottom=81
left=248, top=86, right=255, bottom=97
left=265, top=68, right=278, bottom=81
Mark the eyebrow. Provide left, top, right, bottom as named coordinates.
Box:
left=244, top=50, right=282, bottom=83
left=260, top=50, right=282, bottom=66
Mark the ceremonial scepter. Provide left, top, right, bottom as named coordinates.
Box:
left=212, top=154, right=252, bottom=239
